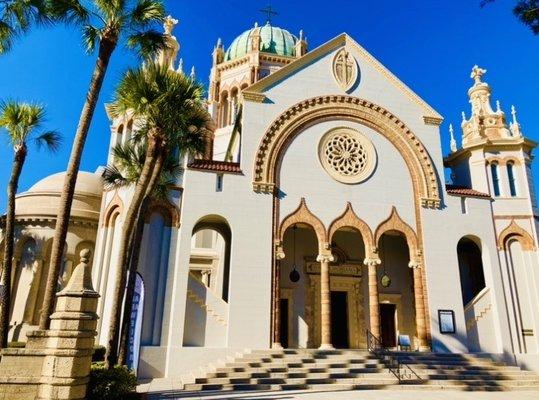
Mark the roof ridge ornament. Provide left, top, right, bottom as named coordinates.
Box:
left=449, top=123, right=457, bottom=153
left=164, top=15, right=179, bottom=35
left=471, top=65, right=487, bottom=85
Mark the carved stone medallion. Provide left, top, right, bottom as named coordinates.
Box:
left=332, top=48, right=358, bottom=92
left=319, top=127, right=376, bottom=184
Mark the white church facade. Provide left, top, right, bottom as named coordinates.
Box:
left=2, top=18, right=539, bottom=381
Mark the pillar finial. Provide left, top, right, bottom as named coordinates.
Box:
left=511, top=105, right=518, bottom=124
left=496, top=100, right=502, bottom=113
left=449, top=123, right=457, bottom=153
left=190, top=66, right=196, bottom=79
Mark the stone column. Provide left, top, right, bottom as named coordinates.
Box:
left=36, top=249, right=99, bottom=400
left=317, top=252, right=334, bottom=349
left=365, top=258, right=381, bottom=339
left=410, top=259, right=428, bottom=351
left=272, top=246, right=285, bottom=349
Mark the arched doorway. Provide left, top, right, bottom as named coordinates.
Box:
left=377, top=232, right=416, bottom=349
left=457, top=237, right=486, bottom=305
left=182, top=215, right=231, bottom=347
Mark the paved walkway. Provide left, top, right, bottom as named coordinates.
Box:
left=145, top=389, right=539, bottom=400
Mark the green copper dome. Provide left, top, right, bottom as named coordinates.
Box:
left=225, top=23, right=298, bottom=61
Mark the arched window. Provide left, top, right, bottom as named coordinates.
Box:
left=115, top=124, right=124, bottom=147
left=507, top=161, right=517, bottom=197
left=490, top=163, right=500, bottom=197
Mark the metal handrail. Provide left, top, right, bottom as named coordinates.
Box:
left=366, top=329, right=423, bottom=383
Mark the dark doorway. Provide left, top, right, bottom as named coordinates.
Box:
left=279, top=298, right=289, bottom=348
left=380, top=303, right=397, bottom=348
left=331, top=291, right=349, bottom=348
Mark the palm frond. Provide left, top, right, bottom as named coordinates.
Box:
left=126, top=29, right=165, bottom=59
left=0, top=20, right=14, bottom=54
left=129, top=0, right=164, bottom=27
left=46, top=0, right=89, bottom=25
left=82, top=24, right=101, bottom=53
left=95, top=0, right=124, bottom=20
left=102, top=164, right=130, bottom=190
left=35, top=130, right=61, bottom=152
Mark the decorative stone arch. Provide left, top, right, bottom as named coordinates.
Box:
left=103, top=192, right=124, bottom=227
left=374, top=206, right=419, bottom=258
left=327, top=202, right=375, bottom=257
left=144, top=198, right=180, bottom=228
left=498, top=220, right=535, bottom=251
left=278, top=198, right=327, bottom=249
left=485, top=157, right=503, bottom=166
left=252, top=95, right=441, bottom=208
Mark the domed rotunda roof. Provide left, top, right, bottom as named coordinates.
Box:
left=16, top=171, right=103, bottom=221
left=225, top=23, right=298, bottom=61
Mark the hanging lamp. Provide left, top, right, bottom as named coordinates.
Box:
left=380, top=235, right=392, bottom=288
left=289, top=224, right=300, bottom=283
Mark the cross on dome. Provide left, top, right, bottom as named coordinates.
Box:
left=260, top=4, right=278, bottom=24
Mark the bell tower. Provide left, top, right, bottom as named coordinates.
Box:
left=445, top=65, right=538, bottom=216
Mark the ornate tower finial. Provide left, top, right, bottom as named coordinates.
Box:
left=299, top=29, right=304, bottom=40
left=471, top=65, right=487, bottom=85
left=496, top=100, right=502, bottom=113
left=164, top=15, right=179, bottom=35
left=461, top=111, right=466, bottom=123
left=190, top=66, right=196, bottom=79
left=509, top=105, right=523, bottom=137
left=449, top=123, right=457, bottom=153
left=511, top=105, right=518, bottom=125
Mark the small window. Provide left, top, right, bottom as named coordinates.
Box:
left=216, top=173, right=224, bottom=192
left=507, top=162, right=517, bottom=197
left=460, top=197, right=467, bottom=214
left=490, top=163, right=500, bottom=197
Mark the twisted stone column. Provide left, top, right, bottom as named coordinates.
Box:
left=317, top=252, right=334, bottom=349
left=365, top=258, right=381, bottom=339
left=410, top=259, right=428, bottom=351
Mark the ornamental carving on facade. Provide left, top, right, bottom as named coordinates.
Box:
left=319, top=127, right=376, bottom=184
left=333, top=48, right=358, bottom=92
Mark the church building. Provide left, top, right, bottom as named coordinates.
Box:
left=2, top=16, right=539, bottom=383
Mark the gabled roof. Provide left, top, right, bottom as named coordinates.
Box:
left=446, top=185, right=491, bottom=199
left=243, top=33, right=443, bottom=122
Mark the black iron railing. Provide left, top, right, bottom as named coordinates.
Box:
left=366, top=329, right=422, bottom=384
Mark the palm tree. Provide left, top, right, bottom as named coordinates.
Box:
left=39, top=0, right=166, bottom=331
left=481, top=1, right=539, bottom=34
left=105, top=62, right=210, bottom=367
left=0, top=101, right=60, bottom=349
left=102, top=141, right=182, bottom=365
left=0, top=0, right=49, bottom=54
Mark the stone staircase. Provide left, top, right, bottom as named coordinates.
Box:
left=183, top=349, right=539, bottom=392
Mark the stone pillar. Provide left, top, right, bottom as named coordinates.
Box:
left=317, top=252, right=334, bottom=349
left=365, top=258, right=381, bottom=339
left=36, top=249, right=99, bottom=400
left=272, top=246, right=285, bottom=349
left=410, top=259, right=428, bottom=351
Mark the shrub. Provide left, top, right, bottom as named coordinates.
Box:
left=87, top=363, right=138, bottom=400
left=92, top=345, right=107, bottom=362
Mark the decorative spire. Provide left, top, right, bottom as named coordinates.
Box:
left=190, top=66, right=196, bottom=79
left=449, top=123, right=457, bottom=153
left=470, top=65, right=487, bottom=85
left=461, top=111, right=466, bottom=124
left=496, top=100, right=501, bottom=113
left=216, top=37, right=222, bottom=48
left=177, top=58, right=183, bottom=73
left=260, top=4, right=278, bottom=24
left=510, top=105, right=522, bottom=137
left=163, top=15, right=179, bottom=35
left=299, top=29, right=304, bottom=40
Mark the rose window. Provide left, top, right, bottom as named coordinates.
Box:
left=319, top=128, right=376, bottom=184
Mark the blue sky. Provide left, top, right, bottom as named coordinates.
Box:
left=1, top=0, right=538, bottom=212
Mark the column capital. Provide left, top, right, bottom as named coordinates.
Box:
left=275, top=246, right=285, bottom=260
left=408, top=259, right=422, bottom=269
left=363, top=258, right=381, bottom=267
left=317, top=253, right=334, bottom=263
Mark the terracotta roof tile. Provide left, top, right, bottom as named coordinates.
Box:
left=446, top=185, right=491, bottom=199
left=187, top=159, right=242, bottom=174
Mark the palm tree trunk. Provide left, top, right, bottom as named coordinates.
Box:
left=118, top=197, right=150, bottom=366
left=39, top=38, right=117, bottom=330
left=0, top=146, right=27, bottom=349
left=105, top=136, right=163, bottom=368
